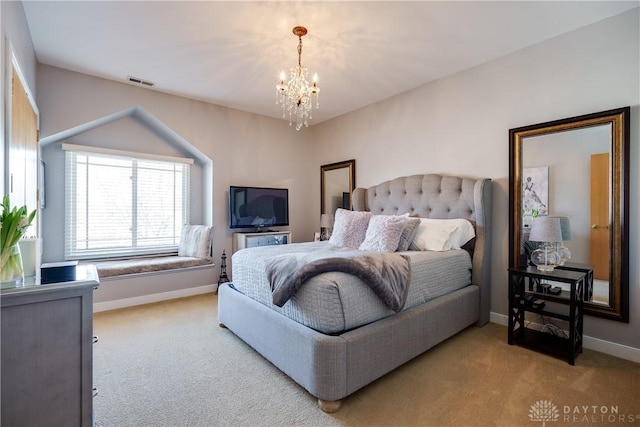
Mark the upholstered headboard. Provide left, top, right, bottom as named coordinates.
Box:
left=352, top=174, right=492, bottom=325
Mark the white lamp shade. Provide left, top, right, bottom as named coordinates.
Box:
left=529, top=216, right=563, bottom=243
left=320, top=213, right=333, bottom=229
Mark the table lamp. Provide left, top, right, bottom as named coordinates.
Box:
left=529, top=216, right=562, bottom=272
left=320, top=214, right=333, bottom=241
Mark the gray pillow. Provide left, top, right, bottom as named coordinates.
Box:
left=397, top=217, right=420, bottom=251
left=359, top=214, right=407, bottom=252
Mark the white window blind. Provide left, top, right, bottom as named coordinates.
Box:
left=64, top=145, right=191, bottom=260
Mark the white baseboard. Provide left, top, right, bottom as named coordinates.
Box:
left=490, top=312, right=640, bottom=364
left=93, top=284, right=218, bottom=313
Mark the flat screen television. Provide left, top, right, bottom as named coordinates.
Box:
left=229, top=186, right=289, bottom=229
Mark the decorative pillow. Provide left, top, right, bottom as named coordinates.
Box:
left=329, top=209, right=372, bottom=249
left=396, top=217, right=421, bottom=251
left=409, top=219, right=459, bottom=251
left=409, top=218, right=475, bottom=251
left=178, top=225, right=214, bottom=259
left=359, top=215, right=408, bottom=252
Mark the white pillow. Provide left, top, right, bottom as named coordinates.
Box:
left=178, top=225, right=214, bottom=258
left=444, top=218, right=476, bottom=249
left=410, top=218, right=475, bottom=251
left=329, top=209, right=372, bottom=249
left=410, top=219, right=459, bottom=251
left=359, top=215, right=408, bottom=252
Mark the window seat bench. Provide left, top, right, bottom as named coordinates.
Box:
left=93, top=224, right=215, bottom=279
left=94, top=256, right=213, bottom=278
left=91, top=224, right=216, bottom=311
left=92, top=256, right=217, bottom=312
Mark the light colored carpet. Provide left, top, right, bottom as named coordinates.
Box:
left=93, top=293, right=640, bottom=427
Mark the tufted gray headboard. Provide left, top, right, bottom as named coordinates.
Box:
left=352, top=174, right=492, bottom=325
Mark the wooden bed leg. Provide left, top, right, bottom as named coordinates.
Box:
left=218, top=322, right=227, bottom=329
left=318, top=399, right=342, bottom=413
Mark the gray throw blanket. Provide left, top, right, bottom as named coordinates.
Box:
left=265, top=251, right=411, bottom=312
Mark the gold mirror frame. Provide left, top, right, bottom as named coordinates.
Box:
left=321, top=160, right=356, bottom=215
left=509, top=107, right=630, bottom=322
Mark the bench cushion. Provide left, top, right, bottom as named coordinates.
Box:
left=95, top=256, right=213, bottom=278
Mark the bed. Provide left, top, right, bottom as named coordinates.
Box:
left=218, top=174, right=492, bottom=412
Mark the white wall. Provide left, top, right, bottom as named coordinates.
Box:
left=37, top=65, right=315, bottom=270
left=311, top=9, right=640, bottom=349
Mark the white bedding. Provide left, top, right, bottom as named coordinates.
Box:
left=231, top=241, right=472, bottom=334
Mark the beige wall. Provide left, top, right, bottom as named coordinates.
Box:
left=311, top=9, right=640, bottom=350
left=37, top=65, right=315, bottom=268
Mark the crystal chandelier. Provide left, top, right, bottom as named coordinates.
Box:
left=276, top=26, right=320, bottom=130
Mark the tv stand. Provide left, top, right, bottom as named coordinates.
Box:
left=232, top=230, right=291, bottom=254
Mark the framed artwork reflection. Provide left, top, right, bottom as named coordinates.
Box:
left=522, top=166, right=548, bottom=219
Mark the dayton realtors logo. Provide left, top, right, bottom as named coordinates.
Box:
left=529, top=400, right=640, bottom=425
left=529, top=400, right=560, bottom=426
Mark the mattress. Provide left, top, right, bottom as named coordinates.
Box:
left=230, top=241, right=472, bottom=334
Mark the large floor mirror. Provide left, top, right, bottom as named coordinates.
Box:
left=321, top=159, right=356, bottom=217
left=509, top=107, right=630, bottom=322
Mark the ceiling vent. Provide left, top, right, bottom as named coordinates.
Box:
left=127, top=75, right=155, bottom=87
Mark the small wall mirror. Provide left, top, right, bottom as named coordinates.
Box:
left=509, top=107, right=630, bottom=322
left=321, top=160, right=356, bottom=218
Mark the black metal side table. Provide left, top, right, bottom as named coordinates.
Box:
left=508, top=266, right=586, bottom=365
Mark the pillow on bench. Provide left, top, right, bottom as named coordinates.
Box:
left=179, top=224, right=214, bottom=259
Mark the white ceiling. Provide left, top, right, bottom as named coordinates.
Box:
left=22, top=1, right=638, bottom=126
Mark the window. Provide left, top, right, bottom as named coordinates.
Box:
left=63, top=144, right=191, bottom=260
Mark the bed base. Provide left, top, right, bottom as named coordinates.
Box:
left=218, top=282, right=480, bottom=412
